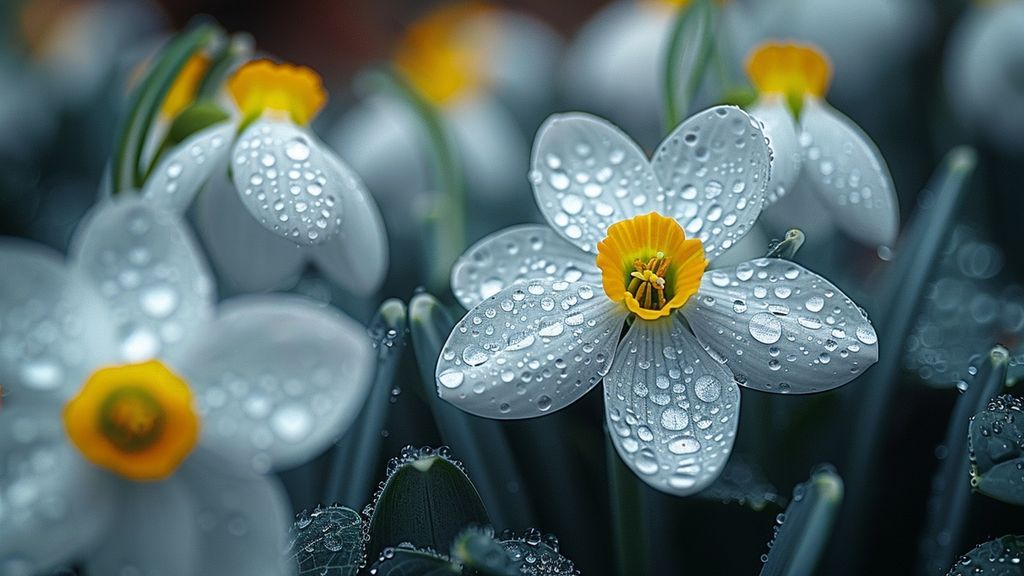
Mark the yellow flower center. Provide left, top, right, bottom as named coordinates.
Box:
left=746, top=41, right=832, bottom=113
left=393, top=1, right=496, bottom=105
left=63, top=360, right=199, bottom=481
left=596, top=212, right=707, bottom=321
left=161, top=53, right=212, bottom=119
left=228, top=59, right=327, bottom=126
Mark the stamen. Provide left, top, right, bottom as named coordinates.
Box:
left=627, top=252, right=673, bottom=311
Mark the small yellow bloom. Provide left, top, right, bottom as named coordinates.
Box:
left=161, top=53, right=212, bottom=119
left=63, top=360, right=199, bottom=481
left=393, top=1, right=496, bottom=105
left=228, top=59, right=327, bottom=125
left=596, top=212, right=707, bottom=320
left=746, top=41, right=832, bottom=102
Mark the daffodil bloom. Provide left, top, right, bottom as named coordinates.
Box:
left=331, top=1, right=562, bottom=238
left=139, top=59, right=388, bottom=294
left=0, top=197, right=373, bottom=574
left=946, top=0, right=1024, bottom=152
left=745, top=41, right=899, bottom=247
left=436, top=106, right=879, bottom=495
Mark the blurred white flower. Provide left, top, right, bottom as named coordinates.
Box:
left=437, top=106, right=878, bottom=496
left=744, top=41, right=899, bottom=247
left=0, top=197, right=374, bottom=574
left=945, top=0, right=1024, bottom=153
left=330, top=2, right=563, bottom=240
left=139, top=59, right=388, bottom=294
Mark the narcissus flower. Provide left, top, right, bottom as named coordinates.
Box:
left=331, top=1, right=563, bottom=239
left=139, top=59, right=388, bottom=294
left=745, top=41, right=899, bottom=247
left=0, top=197, right=373, bottom=574
left=436, top=106, right=879, bottom=495
left=945, top=0, right=1024, bottom=152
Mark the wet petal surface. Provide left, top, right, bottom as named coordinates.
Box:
left=142, top=121, right=235, bottom=214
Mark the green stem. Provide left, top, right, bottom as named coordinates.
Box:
left=660, top=0, right=714, bottom=134
left=606, top=435, right=648, bottom=576
left=760, top=466, right=844, bottom=576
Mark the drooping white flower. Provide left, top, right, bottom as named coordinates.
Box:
left=0, top=197, right=374, bottom=574
left=437, top=106, right=879, bottom=496
left=744, top=41, right=900, bottom=248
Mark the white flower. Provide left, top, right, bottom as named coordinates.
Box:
left=140, top=59, right=388, bottom=294
left=436, top=106, right=879, bottom=496
left=744, top=41, right=900, bottom=247
left=0, top=197, right=374, bottom=574
left=945, top=0, right=1024, bottom=153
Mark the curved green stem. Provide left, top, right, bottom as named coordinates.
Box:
left=660, top=0, right=714, bottom=134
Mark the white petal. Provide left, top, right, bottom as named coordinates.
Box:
left=652, top=106, right=771, bottom=261
left=87, top=474, right=199, bottom=576
left=530, top=113, right=661, bottom=254
left=451, top=225, right=601, bottom=309
left=748, top=98, right=802, bottom=206
left=308, top=152, right=389, bottom=296
left=799, top=99, right=899, bottom=247
left=437, top=279, right=626, bottom=419
left=70, top=197, right=215, bottom=363
left=0, top=239, right=116, bottom=401
left=758, top=174, right=838, bottom=244
left=177, top=449, right=294, bottom=576
left=683, top=258, right=879, bottom=394
left=141, top=121, right=235, bottom=213
left=604, top=315, right=740, bottom=496
left=172, top=295, right=374, bottom=473
left=231, top=119, right=353, bottom=246
left=196, top=174, right=306, bottom=293
left=0, top=407, right=115, bottom=573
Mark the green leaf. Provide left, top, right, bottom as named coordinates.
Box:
left=408, top=293, right=535, bottom=531
left=920, top=345, right=1009, bottom=575
left=947, top=536, right=1024, bottom=576
left=110, top=21, right=223, bottom=195
left=196, top=32, right=254, bottom=100
left=760, top=466, right=844, bottom=576
left=371, top=545, right=462, bottom=576
left=970, top=394, right=1024, bottom=505
left=606, top=435, right=648, bottom=576
left=366, top=446, right=490, bottom=564
left=661, top=0, right=714, bottom=133
left=325, top=299, right=408, bottom=508
left=286, top=504, right=364, bottom=576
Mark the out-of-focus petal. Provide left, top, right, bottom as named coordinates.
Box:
left=451, top=225, right=600, bottom=309
left=446, top=94, right=528, bottom=201
left=141, top=121, right=235, bottom=213
left=652, top=106, right=771, bottom=261
left=177, top=448, right=295, bottom=576
left=231, top=118, right=355, bottom=245
left=483, top=10, right=563, bottom=122
left=308, top=153, right=389, bottom=296
left=70, top=197, right=214, bottom=363
left=799, top=98, right=898, bottom=247
left=683, top=258, right=878, bottom=394
left=0, top=239, right=116, bottom=402
left=531, top=113, right=660, bottom=254
left=604, top=315, right=740, bottom=496
left=748, top=98, right=802, bottom=206
left=0, top=405, right=115, bottom=574
left=196, top=174, right=306, bottom=293
left=437, top=279, right=626, bottom=419
left=171, top=295, right=374, bottom=473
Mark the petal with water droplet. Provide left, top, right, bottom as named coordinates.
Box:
left=682, top=258, right=878, bottom=394
left=604, top=314, right=740, bottom=496
left=141, top=121, right=235, bottom=214
left=748, top=98, right=802, bottom=207
left=70, top=197, right=215, bottom=363
left=309, top=152, right=389, bottom=296
left=799, top=98, right=898, bottom=247
left=178, top=448, right=293, bottom=576
left=437, top=279, right=627, bottom=419
left=171, top=296, right=374, bottom=472
left=0, top=408, right=116, bottom=574
left=196, top=174, right=306, bottom=293
left=652, top=105, right=771, bottom=261
left=531, top=113, right=661, bottom=254
left=451, top=224, right=601, bottom=309
left=231, top=119, right=356, bottom=246
left=0, top=239, right=116, bottom=401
